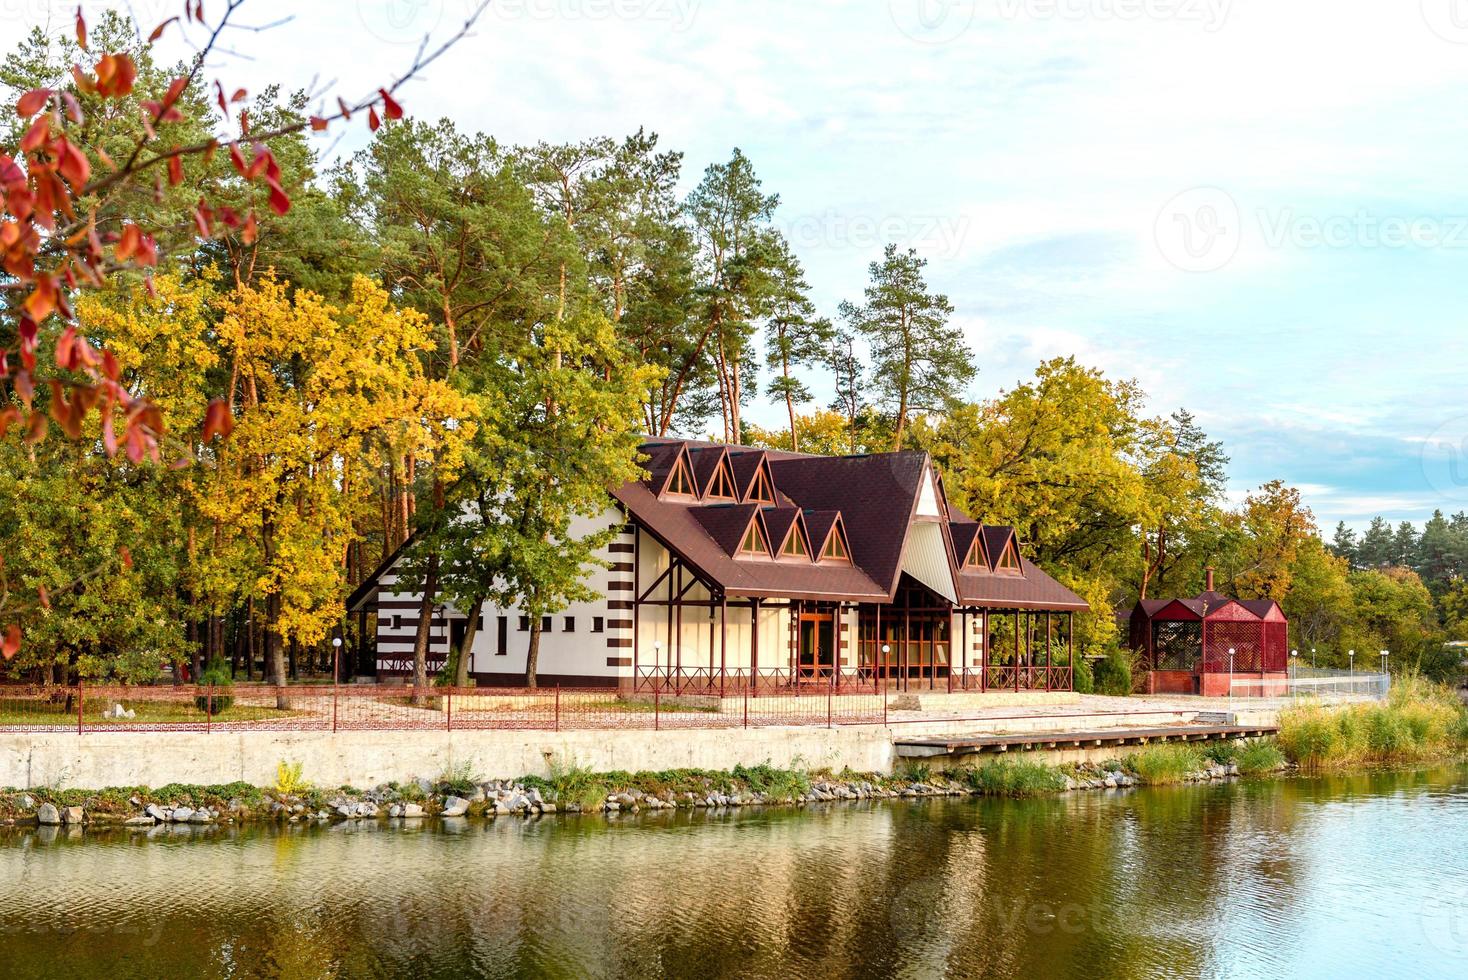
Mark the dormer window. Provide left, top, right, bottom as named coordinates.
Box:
left=739, top=522, right=769, bottom=557
left=706, top=463, right=735, bottom=501
left=997, top=540, right=1021, bottom=573
left=747, top=468, right=774, bottom=504
left=664, top=456, right=695, bottom=498
left=820, top=523, right=851, bottom=563
left=780, top=526, right=809, bottom=559
left=964, top=536, right=988, bottom=569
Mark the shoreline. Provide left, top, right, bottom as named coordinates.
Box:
left=6, top=741, right=1461, bottom=834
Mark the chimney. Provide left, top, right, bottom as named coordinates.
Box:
left=1205, top=567, right=1215, bottom=592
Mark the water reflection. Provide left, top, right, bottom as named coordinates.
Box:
left=1, top=768, right=1465, bottom=979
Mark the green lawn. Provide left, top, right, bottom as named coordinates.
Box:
left=0, top=695, right=305, bottom=727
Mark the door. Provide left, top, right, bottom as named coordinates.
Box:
left=798, top=612, right=836, bottom=677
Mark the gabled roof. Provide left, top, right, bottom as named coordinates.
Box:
left=691, top=503, right=763, bottom=557
left=687, top=446, right=729, bottom=498
left=950, top=522, right=982, bottom=569
left=980, top=526, right=1017, bottom=573
left=609, top=439, right=1090, bottom=609
left=761, top=507, right=808, bottom=558
left=642, top=441, right=686, bottom=496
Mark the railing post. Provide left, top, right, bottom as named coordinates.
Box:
left=206, top=682, right=213, bottom=734
left=446, top=689, right=452, bottom=732
left=555, top=683, right=561, bottom=733
left=76, top=678, right=83, bottom=736
left=332, top=681, right=339, bottom=733
left=882, top=682, right=888, bottom=728
left=827, top=684, right=833, bottom=729
left=743, top=682, right=749, bottom=729
left=654, top=684, right=660, bottom=731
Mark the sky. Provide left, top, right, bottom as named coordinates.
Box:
left=13, top=0, right=1468, bottom=532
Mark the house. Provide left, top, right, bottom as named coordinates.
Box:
left=1128, top=569, right=1290, bottom=696
left=350, top=439, right=1089, bottom=692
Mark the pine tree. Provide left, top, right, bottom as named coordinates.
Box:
left=838, top=244, right=973, bottom=450
left=761, top=239, right=833, bottom=451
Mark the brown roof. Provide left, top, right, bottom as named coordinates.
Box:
left=687, top=446, right=728, bottom=497
left=613, top=439, right=1090, bottom=610
left=950, top=522, right=981, bottom=568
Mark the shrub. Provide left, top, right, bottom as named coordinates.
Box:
left=437, top=760, right=482, bottom=797
left=274, top=760, right=310, bottom=797
left=1093, top=647, right=1133, bottom=697
left=959, top=760, right=1067, bottom=797
left=1234, top=740, right=1286, bottom=774
left=194, top=657, right=234, bottom=716
left=1127, top=744, right=1204, bottom=785
left=1277, top=675, right=1468, bottom=767
left=730, top=763, right=810, bottom=799
left=1072, top=655, right=1095, bottom=694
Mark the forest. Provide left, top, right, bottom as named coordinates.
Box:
left=0, top=11, right=1457, bottom=691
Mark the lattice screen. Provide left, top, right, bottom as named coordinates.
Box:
left=1150, top=620, right=1202, bottom=671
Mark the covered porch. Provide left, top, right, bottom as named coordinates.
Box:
left=630, top=562, right=1076, bottom=696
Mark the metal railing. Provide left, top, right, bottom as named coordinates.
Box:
left=1227, top=668, right=1391, bottom=702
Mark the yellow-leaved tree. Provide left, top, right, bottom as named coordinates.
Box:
left=201, top=275, right=474, bottom=706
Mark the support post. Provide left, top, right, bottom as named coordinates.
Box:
left=751, top=599, right=760, bottom=698
left=632, top=526, right=640, bottom=690
left=674, top=562, right=683, bottom=695
left=1014, top=611, right=1021, bottom=692
left=1045, top=610, right=1052, bottom=691
left=719, top=596, right=727, bottom=698
left=981, top=609, right=988, bottom=693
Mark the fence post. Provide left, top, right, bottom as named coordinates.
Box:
left=206, top=682, right=213, bottom=734
left=555, top=683, right=561, bottom=733
left=332, top=681, right=339, bottom=733
left=882, top=682, right=888, bottom=728
left=446, top=689, right=452, bottom=732
left=743, top=683, right=748, bottom=729
left=76, top=678, right=83, bottom=736
left=654, top=685, right=660, bottom=732
left=827, top=684, right=833, bottom=729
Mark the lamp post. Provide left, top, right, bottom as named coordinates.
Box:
left=1228, top=646, right=1235, bottom=701
left=332, top=636, right=342, bottom=683
left=1290, top=649, right=1298, bottom=682
left=881, top=643, right=891, bottom=685
left=1311, top=647, right=1317, bottom=670
left=1348, top=649, right=1355, bottom=678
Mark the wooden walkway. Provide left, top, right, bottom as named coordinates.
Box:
left=894, top=721, right=1278, bottom=759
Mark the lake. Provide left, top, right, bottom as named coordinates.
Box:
left=2, top=766, right=1466, bottom=979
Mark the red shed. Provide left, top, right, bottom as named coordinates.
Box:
left=1128, top=569, right=1289, bottom=696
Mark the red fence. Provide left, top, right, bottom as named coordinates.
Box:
left=631, top=665, right=1074, bottom=697
left=0, top=682, right=921, bottom=733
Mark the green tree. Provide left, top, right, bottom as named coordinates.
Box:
left=1357, top=516, right=1394, bottom=569
left=761, top=239, right=833, bottom=451
left=838, top=244, right=972, bottom=449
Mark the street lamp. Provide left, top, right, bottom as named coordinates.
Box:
left=1348, top=649, right=1355, bottom=676
left=1380, top=649, right=1389, bottom=676
left=1311, top=647, right=1317, bottom=670
left=1228, top=646, right=1235, bottom=700
left=1290, top=649, right=1298, bottom=680
left=332, top=636, right=342, bottom=682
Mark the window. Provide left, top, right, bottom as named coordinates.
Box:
left=780, top=527, right=809, bottom=559
left=541, top=615, right=553, bottom=632
left=592, top=616, right=605, bottom=633
left=665, top=457, right=695, bottom=497
left=706, top=463, right=735, bottom=500
left=964, top=538, right=986, bottom=569
left=390, top=614, right=402, bottom=630
left=998, top=542, right=1021, bottom=573
left=564, top=616, right=575, bottom=633
left=822, top=529, right=850, bottom=562
left=747, top=467, right=774, bottom=504
left=738, top=522, right=769, bottom=556
left=497, top=616, right=508, bottom=656
left=518, top=615, right=529, bottom=632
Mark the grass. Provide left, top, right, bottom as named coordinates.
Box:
left=1126, top=744, right=1207, bottom=785
left=1235, top=740, right=1287, bottom=774
left=1276, top=675, right=1468, bottom=768
left=957, top=759, right=1068, bottom=797
left=0, top=695, right=303, bottom=727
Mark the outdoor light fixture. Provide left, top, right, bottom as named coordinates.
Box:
left=1349, top=649, right=1355, bottom=676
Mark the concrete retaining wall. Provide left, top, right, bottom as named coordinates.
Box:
left=1, top=725, right=925, bottom=790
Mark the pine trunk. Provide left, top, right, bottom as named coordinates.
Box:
left=411, top=553, right=440, bottom=704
